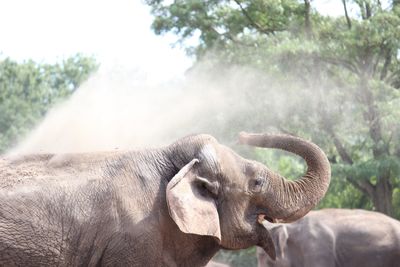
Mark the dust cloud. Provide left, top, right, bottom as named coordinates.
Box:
left=9, top=62, right=280, bottom=155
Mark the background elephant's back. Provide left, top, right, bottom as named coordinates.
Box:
left=318, top=209, right=400, bottom=267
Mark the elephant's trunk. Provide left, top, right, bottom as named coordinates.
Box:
left=239, top=132, right=331, bottom=222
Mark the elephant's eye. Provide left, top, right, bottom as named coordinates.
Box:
left=252, top=177, right=264, bottom=192
left=254, top=178, right=263, bottom=186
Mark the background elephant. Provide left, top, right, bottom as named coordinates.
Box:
left=257, top=209, right=400, bottom=267
left=0, top=133, right=330, bottom=266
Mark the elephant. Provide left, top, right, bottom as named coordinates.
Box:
left=0, top=132, right=330, bottom=266
left=257, top=208, right=400, bottom=267
left=206, top=260, right=230, bottom=267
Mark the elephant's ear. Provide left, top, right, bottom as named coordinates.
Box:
left=166, top=159, right=221, bottom=242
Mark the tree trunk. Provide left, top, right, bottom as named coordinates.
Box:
left=342, top=0, right=352, bottom=29
left=304, top=0, right=312, bottom=39
left=372, top=176, right=393, bottom=216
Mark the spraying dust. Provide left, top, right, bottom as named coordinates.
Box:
left=9, top=62, right=279, bottom=155
left=4, top=61, right=296, bottom=191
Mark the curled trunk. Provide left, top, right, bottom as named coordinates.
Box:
left=239, top=133, right=331, bottom=222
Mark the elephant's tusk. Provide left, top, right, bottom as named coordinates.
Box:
left=258, top=214, right=267, bottom=224
left=258, top=214, right=283, bottom=231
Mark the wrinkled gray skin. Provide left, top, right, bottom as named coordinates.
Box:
left=0, top=133, right=330, bottom=267
left=258, top=209, right=400, bottom=267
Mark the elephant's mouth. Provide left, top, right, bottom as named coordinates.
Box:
left=256, top=214, right=277, bottom=260
left=258, top=213, right=274, bottom=223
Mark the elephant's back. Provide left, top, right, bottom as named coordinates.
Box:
left=321, top=209, right=400, bottom=267
left=0, top=154, right=53, bottom=189
left=0, top=151, right=122, bottom=190
left=316, top=209, right=400, bottom=242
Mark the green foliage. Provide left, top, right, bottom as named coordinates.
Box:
left=318, top=174, right=374, bottom=211
left=0, top=54, right=98, bottom=153
left=254, top=149, right=305, bottom=180
left=146, top=0, right=305, bottom=56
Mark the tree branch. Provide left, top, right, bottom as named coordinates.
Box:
left=342, top=0, right=352, bottom=29
left=320, top=116, right=354, bottom=165
left=386, top=69, right=400, bottom=85
left=316, top=96, right=354, bottom=165
left=358, top=80, right=389, bottom=157
left=315, top=55, right=360, bottom=75
left=304, top=0, right=312, bottom=39
left=365, top=2, right=372, bottom=18
left=372, top=43, right=384, bottom=77
left=232, top=0, right=283, bottom=35
left=347, top=176, right=375, bottom=197
left=332, top=133, right=354, bottom=165
left=380, top=48, right=392, bottom=81
left=205, top=25, right=247, bottom=46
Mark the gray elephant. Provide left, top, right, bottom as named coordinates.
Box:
left=257, top=209, right=400, bottom=267
left=206, top=260, right=230, bottom=267
left=0, top=133, right=330, bottom=266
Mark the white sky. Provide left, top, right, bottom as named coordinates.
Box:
left=0, top=0, right=193, bottom=81
left=0, top=0, right=352, bottom=81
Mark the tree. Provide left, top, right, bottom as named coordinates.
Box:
left=146, top=0, right=400, bottom=218
left=0, top=54, right=98, bottom=153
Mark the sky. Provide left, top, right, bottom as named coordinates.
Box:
left=0, top=0, right=193, bottom=82
left=0, top=0, right=352, bottom=81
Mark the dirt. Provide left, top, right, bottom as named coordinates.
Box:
left=0, top=152, right=122, bottom=190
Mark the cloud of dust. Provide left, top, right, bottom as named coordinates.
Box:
left=9, top=62, right=281, bottom=155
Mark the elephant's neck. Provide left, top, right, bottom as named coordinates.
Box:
left=105, top=148, right=177, bottom=182
left=163, top=232, right=220, bottom=266
left=164, top=141, right=202, bottom=182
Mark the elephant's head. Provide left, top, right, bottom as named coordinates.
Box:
left=166, top=133, right=330, bottom=259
